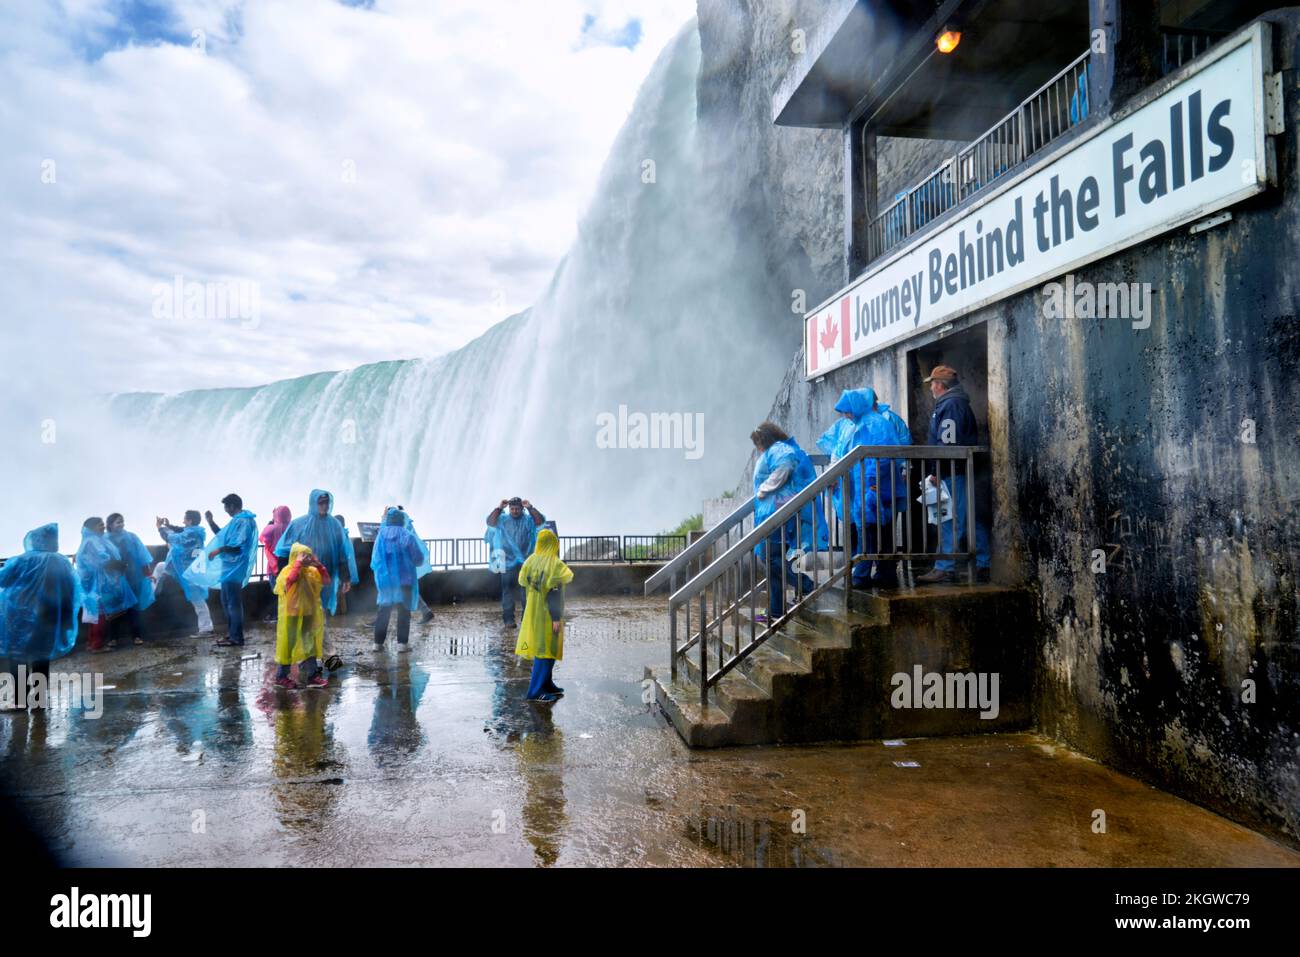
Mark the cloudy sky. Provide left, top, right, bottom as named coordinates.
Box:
left=0, top=0, right=696, bottom=395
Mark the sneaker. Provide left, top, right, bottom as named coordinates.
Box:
left=396, top=643, right=412, bottom=654
left=306, top=675, right=328, bottom=689
left=372, top=642, right=385, bottom=652
left=273, top=677, right=297, bottom=690
left=916, top=568, right=955, bottom=584
left=420, top=609, right=434, bottom=624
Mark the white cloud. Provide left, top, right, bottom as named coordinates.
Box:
left=0, top=0, right=695, bottom=394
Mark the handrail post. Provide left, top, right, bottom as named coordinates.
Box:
left=670, top=603, right=678, bottom=682
left=966, top=448, right=977, bottom=585
left=699, top=590, right=708, bottom=708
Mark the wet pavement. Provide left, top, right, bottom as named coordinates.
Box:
left=2, top=596, right=1296, bottom=867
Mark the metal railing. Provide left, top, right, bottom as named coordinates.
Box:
left=3, top=534, right=694, bottom=572
left=645, top=496, right=756, bottom=597
left=1161, top=27, right=1225, bottom=75
left=865, top=48, right=1091, bottom=262
left=644, top=454, right=834, bottom=597
left=667, top=444, right=984, bottom=706
left=622, top=535, right=689, bottom=562
left=406, top=535, right=691, bottom=569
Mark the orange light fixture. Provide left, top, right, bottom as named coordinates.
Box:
left=936, top=29, right=961, bottom=54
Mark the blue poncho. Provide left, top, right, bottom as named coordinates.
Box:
left=752, top=437, right=824, bottom=556
left=832, top=388, right=912, bottom=527
left=371, top=509, right=429, bottom=611
left=403, top=512, right=433, bottom=580
left=76, top=526, right=136, bottom=620
left=487, top=512, right=537, bottom=569
left=108, top=528, right=156, bottom=613
left=184, top=509, right=259, bottom=591
left=274, top=489, right=358, bottom=616
left=162, top=524, right=208, bottom=603
left=0, top=524, right=83, bottom=661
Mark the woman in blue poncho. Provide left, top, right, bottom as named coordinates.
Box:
left=273, top=490, right=358, bottom=617
left=750, top=421, right=819, bottom=623
left=370, top=508, right=429, bottom=653
left=151, top=511, right=213, bottom=636
left=77, top=516, right=140, bottom=654
left=106, top=513, right=156, bottom=645
left=0, top=524, right=82, bottom=711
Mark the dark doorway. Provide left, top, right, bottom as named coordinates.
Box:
left=906, top=323, right=989, bottom=447
left=905, top=322, right=992, bottom=573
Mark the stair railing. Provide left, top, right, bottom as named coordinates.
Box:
left=645, top=455, right=832, bottom=598
left=668, top=444, right=984, bottom=707
left=644, top=494, right=755, bottom=597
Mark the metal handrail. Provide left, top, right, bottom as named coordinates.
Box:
left=645, top=455, right=832, bottom=596
left=668, top=444, right=985, bottom=706
left=644, top=495, right=754, bottom=595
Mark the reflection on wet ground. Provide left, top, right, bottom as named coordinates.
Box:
left=2, top=597, right=1296, bottom=867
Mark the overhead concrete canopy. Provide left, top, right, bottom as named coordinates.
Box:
left=773, top=0, right=1091, bottom=138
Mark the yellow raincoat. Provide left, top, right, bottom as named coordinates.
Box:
left=515, top=530, right=574, bottom=661
left=274, top=542, right=326, bottom=666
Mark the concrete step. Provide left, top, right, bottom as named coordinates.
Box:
left=767, top=618, right=853, bottom=670
left=656, top=582, right=1039, bottom=748
left=679, top=622, right=811, bottom=696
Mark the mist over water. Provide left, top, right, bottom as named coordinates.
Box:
left=6, top=21, right=795, bottom=553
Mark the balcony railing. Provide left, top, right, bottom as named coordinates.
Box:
left=865, top=49, right=1092, bottom=263
left=1161, top=27, right=1226, bottom=76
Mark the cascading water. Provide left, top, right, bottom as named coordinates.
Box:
left=10, top=20, right=798, bottom=551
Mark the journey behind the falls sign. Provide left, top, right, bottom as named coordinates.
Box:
left=805, top=22, right=1274, bottom=379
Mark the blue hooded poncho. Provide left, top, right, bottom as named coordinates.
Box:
left=185, top=508, right=259, bottom=591
left=831, top=388, right=912, bottom=526
left=752, top=436, right=825, bottom=556
left=403, top=512, right=433, bottom=580
left=371, top=508, right=429, bottom=612
left=76, top=525, right=136, bottom=620
left=0, top=524, right=83, bottom=661
left=162, top=524, right=208, bottom=603
left=274, top=489, right=358, bottom=616
left=108, top=527, right=156, bottom=613
left=486, top=511, right=538, bottom=570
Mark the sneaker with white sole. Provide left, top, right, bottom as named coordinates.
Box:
left=397, top=643, right=412, bottom=654
left=372, top=642, right=385, bottom=652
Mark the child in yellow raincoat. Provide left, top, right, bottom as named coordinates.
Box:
left=273, top=542, right=331, bottom=689
left=515, top=529, right=573, bottom=701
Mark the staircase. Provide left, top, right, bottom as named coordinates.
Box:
left=650, top=582, right=1036, bottom=747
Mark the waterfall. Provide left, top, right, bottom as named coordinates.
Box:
left=12, top=20, right=798, bottom=551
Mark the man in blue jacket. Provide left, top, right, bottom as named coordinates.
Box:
left=917, top=365, right=990, bottom=582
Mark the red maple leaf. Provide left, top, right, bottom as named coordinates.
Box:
left=820, top=314, right=839, bottom=354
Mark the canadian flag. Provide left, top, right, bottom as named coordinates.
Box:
left=807, top=296, right=851, bottom=374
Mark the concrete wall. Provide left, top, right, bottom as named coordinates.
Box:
left=759, top=11, right=1300, bottom=845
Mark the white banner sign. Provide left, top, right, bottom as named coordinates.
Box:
left=805, top=24, right=1271, bottom=378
